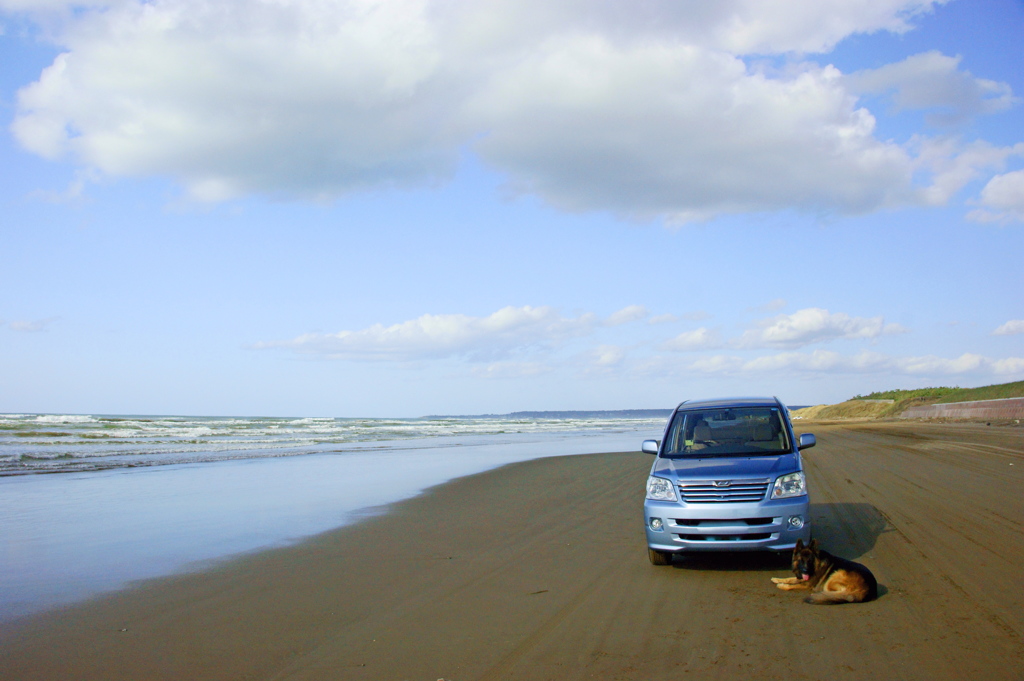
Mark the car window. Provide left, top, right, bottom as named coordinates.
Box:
left=662, top=406, right=790, bottom=457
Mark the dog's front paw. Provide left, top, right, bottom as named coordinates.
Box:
left=771, top=577, right=785, bottom=583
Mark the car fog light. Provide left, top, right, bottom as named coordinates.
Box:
left=649, top=517, right=665, bottom=532
left=787, top=515, right=804, bottom=530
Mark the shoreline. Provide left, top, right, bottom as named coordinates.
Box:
left=3, top=424, right=1022, bottom=680
left=1, top=450, right=654, bottom=680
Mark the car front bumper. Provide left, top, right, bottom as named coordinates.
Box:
left=644, top=496, right=811, bottom=553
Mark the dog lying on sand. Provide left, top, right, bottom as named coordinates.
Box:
left=772, top=539, right=877, bottom=604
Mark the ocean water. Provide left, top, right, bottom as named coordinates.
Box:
left=0, top=413, right=665, bottom=475
left=0, top=413, right=666, bottom=622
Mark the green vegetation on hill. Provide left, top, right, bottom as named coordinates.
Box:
left=854, top=387, right=958, bottom=401
left=853, top=380, right=1024, bottom=417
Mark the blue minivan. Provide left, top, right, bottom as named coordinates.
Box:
left=642, top=397, right=815, bottom=565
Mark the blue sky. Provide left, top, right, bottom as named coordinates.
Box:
left=1, top=0, right=1022, bottom=417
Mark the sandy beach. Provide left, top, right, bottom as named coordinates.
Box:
left=2, top=421, right=1022, bottom=680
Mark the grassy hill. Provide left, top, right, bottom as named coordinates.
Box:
left=856, top=380, right=1024, bottom=417
left=793, top=380, right=1024, bottom=419
left=791, top=400, right=893, bottom=420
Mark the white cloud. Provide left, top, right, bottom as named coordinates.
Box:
left=579, top=344, right=628, bottom=376
left=846, top=51, right=1016, bottom=126
left=27, top=167, right=100, bottom=204
left=661, top=328, right=722, bottom=352
left=687, top=354, right=745, bottom=374
left=916, top=139, right=1022, bottom=207
left=256, top=302, right=1024, bottom=386
left=748, top=299, right=787, bottom=313
left=605, top=305, right=648, bottom=326
left=591, top=344, right=626, bottom=367
left=472, top=361, right=552, bottom=379
left=468, top=41, right=914, bottom=221
left=990, top=357, right=1024, bottom=375
left=257, top=304, right=662, bottom=362
left=896, top=352, right=985, bottom=374
left=738, top=307, right=907, bottom=348
left=8, top=0, right=1003, bottom=221
left=696, top=0, right=942, bottom=54
left=441, top=0, right=944, bottom=56
left=968, top=169, right=1024, bottom=224
left=12, top=0, right=458, bottom=201
left=678, top=350, right=1024, bottom=377
left=8, top=318, right=58, bottom=332
left=0, top=0, right=116, bottom=9
left=993, top=319, right=1024, bottom=336
left=256, top=305, right=598, bottom=361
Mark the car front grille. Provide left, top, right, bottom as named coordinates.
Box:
left=674, top=533, right=773, bottom=542
left=678, top=479, right=770, bottom=503
left=673, top=517, right=774, bottom=527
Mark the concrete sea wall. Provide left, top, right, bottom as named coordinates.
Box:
left=900, top=397, right=1024, bottom=420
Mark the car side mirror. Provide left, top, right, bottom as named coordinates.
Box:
left=641, top=439, right=660, bottom=455
left=797, top=433, right=816, bottom=450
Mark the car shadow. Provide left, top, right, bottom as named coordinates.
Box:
left=807, top=502, right=890, bottom=560
left=666, top=502, right=889, bottom=572
left=671, top=551, right=790, bottom=572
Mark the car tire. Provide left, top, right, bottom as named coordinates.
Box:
left=648, top=548, right=673, bottom=565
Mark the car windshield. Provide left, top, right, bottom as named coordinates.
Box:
left=661, top=406, right=790, bottom=458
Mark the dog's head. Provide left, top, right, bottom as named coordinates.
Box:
left=791, top=538, right=819, bottom=582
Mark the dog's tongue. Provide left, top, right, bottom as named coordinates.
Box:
left=801, top=574, right=810, bottom=581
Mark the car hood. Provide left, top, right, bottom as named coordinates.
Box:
left=651, top=453, right=799, bottom=480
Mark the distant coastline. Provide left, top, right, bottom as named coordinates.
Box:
left=424, top=406, right=813, bottom=419
left=421, top=409, right=674, bottom=419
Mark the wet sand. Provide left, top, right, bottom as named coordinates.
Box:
left=1, top=421, right=1022, bottom=680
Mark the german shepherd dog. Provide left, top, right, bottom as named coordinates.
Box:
left=771, top=539, right=877, bottom=604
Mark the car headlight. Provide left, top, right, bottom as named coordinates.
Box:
left=646, top=476, right=678, bottom=502
left=771, top=471, right=806, bottom=499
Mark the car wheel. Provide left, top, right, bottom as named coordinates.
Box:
left=648, top=548, right=673, bottom=565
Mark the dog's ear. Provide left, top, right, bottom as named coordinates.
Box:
left=795, top=539, right=804, bottom=550
left=808, top=538, right=818, bottom=552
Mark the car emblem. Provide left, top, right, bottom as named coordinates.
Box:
left=714, top=480, right=731, bottom=487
